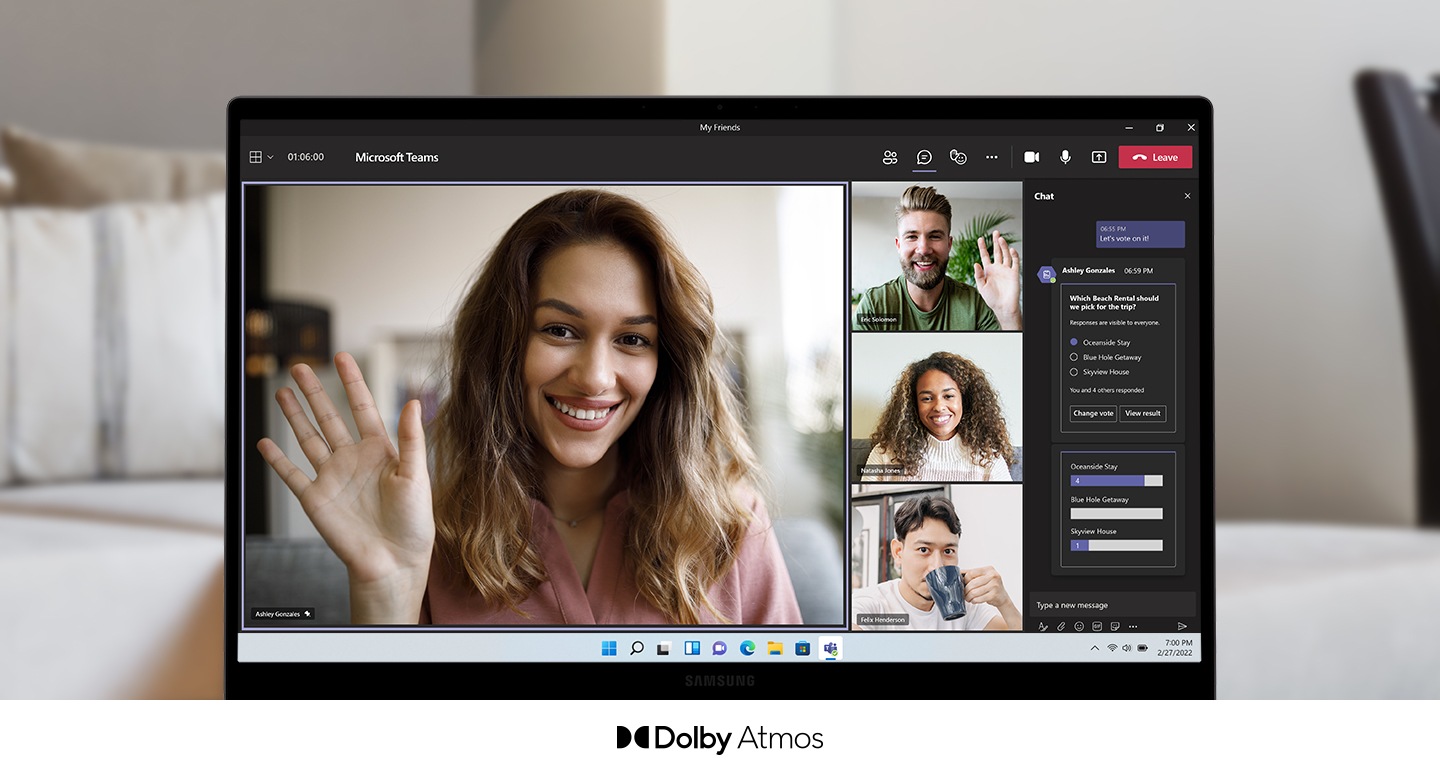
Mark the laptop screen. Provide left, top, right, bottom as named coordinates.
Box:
left=226, top=97, right=1213, bottom=697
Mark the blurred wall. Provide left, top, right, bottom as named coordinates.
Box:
left=475, top=0, right=663, bottom=95
left=0, top=0, right=473, bottom=159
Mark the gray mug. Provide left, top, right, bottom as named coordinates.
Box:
left=925, top=565, right=967, bottom=620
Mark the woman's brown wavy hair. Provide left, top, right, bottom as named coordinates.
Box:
left=869, top=351, right=1014, bottom=477
left=428, top=189, right=762, bottom=623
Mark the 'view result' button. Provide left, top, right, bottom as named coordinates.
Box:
left=1120, top=405, right=1168, bottom=423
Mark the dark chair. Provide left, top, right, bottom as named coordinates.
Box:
left=1356, top=70, right=1440, bottom=527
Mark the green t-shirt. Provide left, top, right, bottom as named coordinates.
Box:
left=852, top=276, right=999, bottom=331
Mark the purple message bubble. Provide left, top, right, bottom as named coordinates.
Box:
left=1095, top=220, right=1185, bottom=249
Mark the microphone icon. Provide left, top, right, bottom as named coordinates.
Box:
left=1060, top=149, right=1072, bottom=164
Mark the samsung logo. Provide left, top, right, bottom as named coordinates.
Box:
left=684, top=674, right=755, bottom=687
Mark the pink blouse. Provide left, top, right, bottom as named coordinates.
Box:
left=419, top=490, right=802, bottom=625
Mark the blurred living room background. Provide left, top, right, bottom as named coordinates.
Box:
left=2, top=0, right=1437, bottom=699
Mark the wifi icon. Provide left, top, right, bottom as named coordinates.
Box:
left=1107, top=644, right=1118, bottom=652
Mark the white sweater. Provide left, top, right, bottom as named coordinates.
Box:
left=864, top=435, right=1011, bottom=482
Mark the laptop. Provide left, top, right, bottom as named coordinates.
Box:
left=226, top=96, right=1213, bottom=698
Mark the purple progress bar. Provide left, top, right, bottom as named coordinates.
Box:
left=1071, top=539, right=1164, bottom=552
left=1069, top=474, right=1162, bottom=487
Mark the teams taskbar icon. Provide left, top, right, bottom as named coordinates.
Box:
left=599, top=637, right=842, bottom=660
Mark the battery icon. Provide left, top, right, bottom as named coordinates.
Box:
left=1137, top=644, right=1149, bottom=652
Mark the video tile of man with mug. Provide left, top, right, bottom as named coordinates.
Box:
left=850, top=495, right=1019, bottom=630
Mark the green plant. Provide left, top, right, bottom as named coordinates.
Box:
left=947, top=210, right=1019, bottom=288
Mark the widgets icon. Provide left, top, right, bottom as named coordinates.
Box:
left=657, top=641, right=672, bottom=656
left=795, top=641, right=811, bottom=656
left=601, top=640, right=618, bottom=656
left=767, top=641, right=783, bottom=656
left=712, top=641, right=728, bottom=656
left=684, top=640, right=701, bottom=656
left=739, top=640, right=757, bottom=656
left=819, top=636, right=843, bottom=661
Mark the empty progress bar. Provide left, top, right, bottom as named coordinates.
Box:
left=1070, top=474, right=1164, bottom=487
left=1070, top=539, right=1164, bottom=552
left=1070, top=508, right=1164, bottom=520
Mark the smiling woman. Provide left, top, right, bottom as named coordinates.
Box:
left=257, top=190, right=801, bottom=625
left=524, top=243, right=659, bottom=471
left=862, top=351, right=1014, bottom=482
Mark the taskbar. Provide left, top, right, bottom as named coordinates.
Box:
left=238, top=632, right=1202, bottom=664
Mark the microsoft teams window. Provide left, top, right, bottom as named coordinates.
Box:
left=235, top=110, right=1206, bottom=668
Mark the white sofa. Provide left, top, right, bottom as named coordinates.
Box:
left=0, top=480, right=222, bottom=698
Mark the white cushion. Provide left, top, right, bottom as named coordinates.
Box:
left=7, top=208, right=100, bottom=481
left=0, top=193, right=224, bottom=483
left=113, top=195, right=225, bottom=476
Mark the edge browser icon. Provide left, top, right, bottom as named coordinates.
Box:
left=739, top=640, right=756, bottom=656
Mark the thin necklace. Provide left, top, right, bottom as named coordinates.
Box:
left=552, top=507, right=603, bottom=528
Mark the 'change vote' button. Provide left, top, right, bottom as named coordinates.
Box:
left=1069, top=405, right=1117, bottom=423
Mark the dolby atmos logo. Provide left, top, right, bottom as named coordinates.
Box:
left=616, top=725, right=822, bottom=755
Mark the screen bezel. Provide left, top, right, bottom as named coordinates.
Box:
left=224, top=96, right=1215, bottom=699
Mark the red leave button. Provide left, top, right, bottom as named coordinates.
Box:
left=1118, top=145, right=1192, bottom=169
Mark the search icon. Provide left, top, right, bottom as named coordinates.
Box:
left=630, top=641, right=644, bottom=656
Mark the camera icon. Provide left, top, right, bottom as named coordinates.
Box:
left=1091, top=150, right=1108, bottom=164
